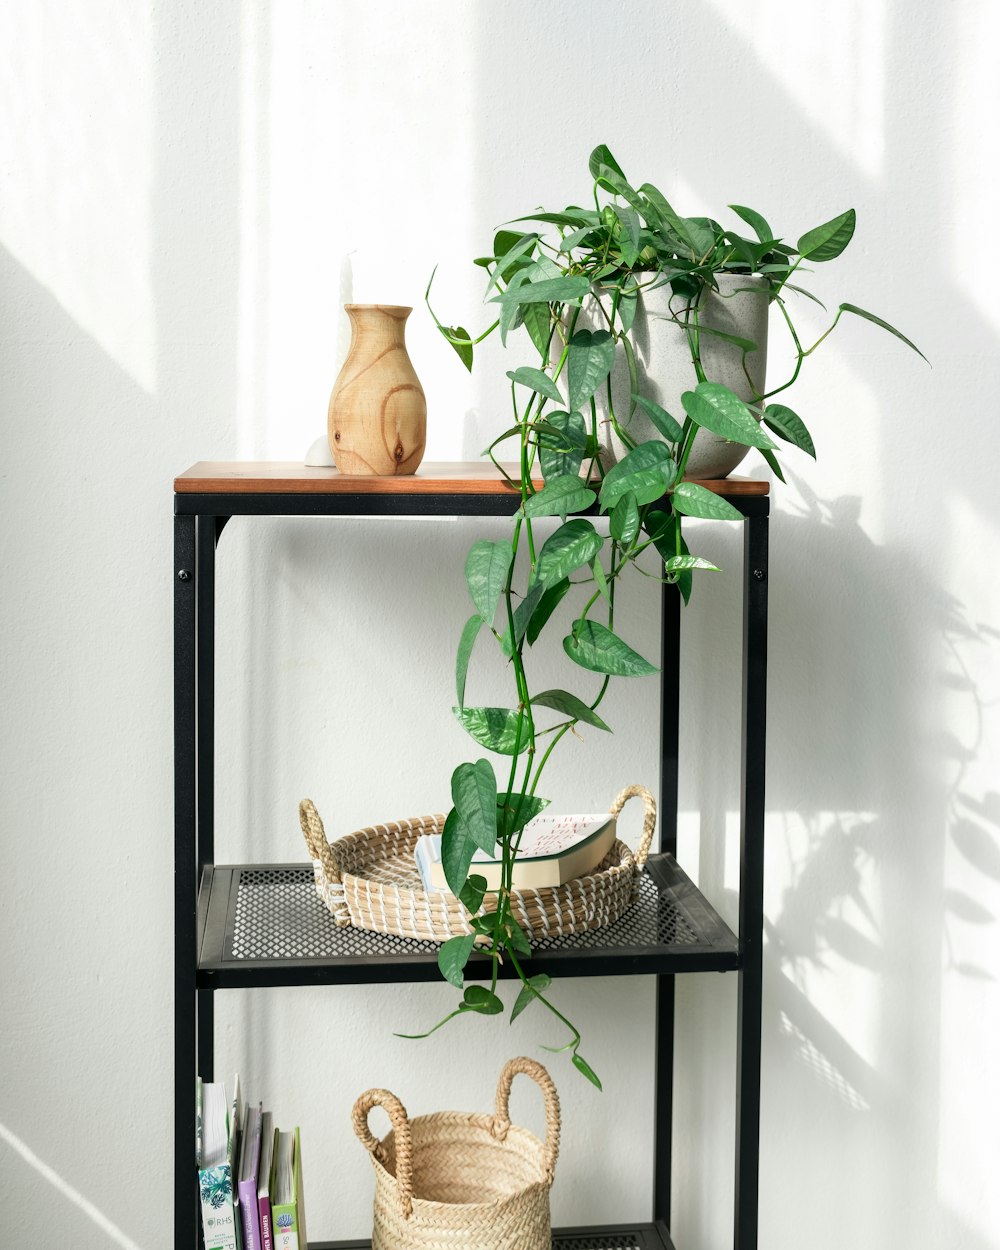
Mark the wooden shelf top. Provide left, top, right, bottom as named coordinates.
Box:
left=174, top=461, right=770, bottom=496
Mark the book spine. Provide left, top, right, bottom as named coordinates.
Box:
left=259, top=1196, right=273, bottom=1250
left=271, top=1205, right=299, bottom=1250
left=238, top=1176, right=262, bottom=1250
left=198, top=1164, right=240, bottom=1250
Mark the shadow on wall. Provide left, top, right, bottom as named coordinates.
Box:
left=756, top=479, right=998, bottom=1250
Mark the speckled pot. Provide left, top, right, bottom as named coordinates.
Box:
left=587, top=272, right=770, bottom=480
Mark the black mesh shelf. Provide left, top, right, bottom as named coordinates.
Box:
left=312, top=1221, right=675, bottom=1249
left=197, top=852, right=738, bottom=988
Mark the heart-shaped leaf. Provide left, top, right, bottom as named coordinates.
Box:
left=763, top=404, right=816, bottom=458
left=797, top=208, right=856, bottom=262
left=531, top=689, right=611, bottom=732
left=523, top=475, right=596, bottom=518
left=839, top=303, right=928, bottom=362
left=567, top=329, right=616, bottom=412
left=680, top=382, right=776, bottom=450
left=451, top=759, right=498, bottom=855
left=465, top=539, right=513, bottom=624
left=459, top=873, right=488, bottom=915
left=455, top=614, right=482, bottom=709
left=563, top=619, right=658, bottom=676
left=538, top=410, right=587, bottom=481
left=438, top=934, right=476, bottom=987
left=632, top=394, right=683, bottom=443
left=496, top=793, right=550, bottom=839
left=453, top=706, right=529, bottom=755
left=537, top=519, right=604, bottom=588
left=460, top=985, right=504, bottom=1015
left=671, top=482, right=743, bottom=521
left=506, top=366, right=563, bottom=406
left=510, top=973, right=552, bottom=1023
left=441, top=807, right=478, bottom=896
left=526, top=577, right=571, bottom=646
left=609, top=492, right=640, bottom=547
left=599, top=442, right=675, bottom=511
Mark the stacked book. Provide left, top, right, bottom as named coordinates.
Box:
left=196, top=1076, right=307, bottom=1250
left=415, top=811, right=618, bottom=892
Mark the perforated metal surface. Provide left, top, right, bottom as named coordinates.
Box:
left=228, top=867, right=699, bottom=962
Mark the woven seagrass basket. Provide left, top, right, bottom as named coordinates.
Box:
left=299, top=784, right=656, bottom=943
left=352, top=1056, right=560, bottom=1250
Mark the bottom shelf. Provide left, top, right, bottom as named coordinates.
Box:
left=311, top=1223, right=675, bottom=1249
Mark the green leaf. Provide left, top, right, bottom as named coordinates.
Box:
left=438, top=324, right=473, bottom=372
left=485, top=233, right=539, bottom=296
left=663, top=554, right=719, bottom=572
left=510, top=973, right=552, bottom=1023
left=760, top=447, right=786, bottom=483
left=592, top=555, right=611, bottom=604
left=490, top=275, right=591, bottom=307
left=728, top=204, right=773, bottom=244
left=567, top=329, right=616, bottom=413
left=438, top=934, right=477, bottom=987
left=609, top=492, right=641, bottom=547
left=526, top=577, right=571, bottom=645
left=498, top=269, right=528, bottom=345
left=763, top=403, right=816, bottom=458
left=455, top=613, right=482, bottom=709
left=451, top=759, right=498, bottom=856
left=671, top=482, right=743, bottom=521
left=511, top=208, right=601, bottom=229
left=441, top=808, right=478, bottom=896
left=523, top=475, right=596, bottom=518
left=501, top=578, right=546, bottom=658
left=460, top=985, right=504, bottom=1016
left=459, top=873, right=487, bottom=914
left=839, top=303, right=928, bottom=362
left=797, top=208, right=856, bottom=262
left=496, top=793, right=550, bottom=839
left=520, top=301, right=552, bottom=358
left=680, top=382, right=776, bottom=450
left=571, top=1051, right=603, bottom=1090
left=599, top=441, right=676, bottom=511
left=465, top=539, right=514, bottom=624
left=453, top=706, right=529, bottom=755
left=538, top=410, right=587, bottom=481
left=537, top=519, right=604, bottom=588
left=506, top=366, right=564, bottom=406
left=640, top=183, right=715, bottom=257
left=644, top=511, right=693, bottom=603
left=504, top=915, right=532, bottom=956
left=633, top=394, right=683, bottom=443
left=563, top=619, right=658, bottom=676
left=617, top=276, right=639, bottom=334
left=589, top=143, right=627, bottom=182
left=531, top=688, right=611, bottom=732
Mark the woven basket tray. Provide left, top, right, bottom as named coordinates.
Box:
left=299, top=784, right=655, bottom=944
left=352, top=1056, right=559, bottom=1250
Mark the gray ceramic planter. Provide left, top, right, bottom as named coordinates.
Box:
left=585, top=272, right=770, bottom=480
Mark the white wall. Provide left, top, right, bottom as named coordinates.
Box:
left=2, top=1, right=997, bottom=1247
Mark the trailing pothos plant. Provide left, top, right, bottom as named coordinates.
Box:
left=407, top=144, right=924, bottom=1088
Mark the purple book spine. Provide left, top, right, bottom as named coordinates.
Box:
left=239, top=1175, right=262, bottom=1250
left=259, top=1195, right=273, bottom=1250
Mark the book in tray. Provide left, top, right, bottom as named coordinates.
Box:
left=415, top=811, right=617, bottom=893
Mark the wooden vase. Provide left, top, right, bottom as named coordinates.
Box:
left=328, top=304, right=426, bottom=476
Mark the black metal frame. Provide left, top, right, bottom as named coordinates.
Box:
left=174, top=485, right=769, bottom=1249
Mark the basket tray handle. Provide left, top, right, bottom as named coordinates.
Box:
left=492, top=1056, right=561, bottom=1186
left=609, top=784, right=657, bottom=869
left=352, top=1088, right=415, bottom=1218
left=299, top=798, right=342, bottom=885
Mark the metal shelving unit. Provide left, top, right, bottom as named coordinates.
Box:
left=174, top=461, right=769, bottom=1249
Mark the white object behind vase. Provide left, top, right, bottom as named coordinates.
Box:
left=597, top=272, right=770, bottom=480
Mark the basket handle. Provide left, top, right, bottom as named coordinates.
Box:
left=609, top=784, right=657, bottom=869
left=492, top=1057, right=561, bottom=1187
left=352, top=1088, right=415, bottom=1219
left=299, top=798, right=342, bottom=885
